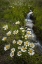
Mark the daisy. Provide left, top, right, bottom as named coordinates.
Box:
left=10, top=52, right=14, bottom=57
left=16, top=30, right=19, bottom=34
left=22, top=30, right=25, bottom=33
left=2, top=37, right=7, bottom=41
left=17, top=51, right=22, bottom=56
left=28, top=35, right=32, bottom=38
left=3, top=25, right=8, bottom=30
left=11, top=48, right=15, bottom=52
left=25, top=34, right=28, bottom=39
left=4, top=44, right=10, bottom=51
left=13, top=30, right=16, bottom=35
left=28, top=48, right=35, bottom=55
left=20, top=27, right=24, bottom=30
left=24, top=41, right=30, bottom=47
left=6, top=31, right=11, bottom=36
left=13, top=30, right=19, bottom=35
left=17, top=40, right=23, bottom=45
left=15, top=21, right=20, bottom=24
left=12, top=40, right=16, bottom=44
left=18, top=46, right=21, bottom=49
left=27, top=28, right=31, bottom=31
left=27, top=31, right=31, bottom=35
left=21, top=46, right=27, bottom=52
left=30, top=43, right=35, bottom=48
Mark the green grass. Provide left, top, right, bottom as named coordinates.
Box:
left=33, top=7, right=42, bottom=40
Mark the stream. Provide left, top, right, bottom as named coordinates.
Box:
left=25, top=10, right=42, bottom=55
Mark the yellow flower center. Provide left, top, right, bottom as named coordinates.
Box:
left=25, top=35, right=28, bottom=39
left=4, top=38, right=7, bottom=40
left=6, top=45, right=10, bottom=49
left=29, top=50, right=33, bottom=53
left=31, top=44, right=33, bottom=46
left=22, top=48, right=26, bottom=50
left=27, top=31, right=31, bottom=34
left=12, top=52, right=14, bottom=56
left=19, top=52, right=21, bottom=54
left=19, top=42, right=22, bottom=44
left=26, top=42, right=28, bottom=45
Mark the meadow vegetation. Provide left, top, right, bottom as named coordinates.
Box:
left=0, top=0, right=42, bottom=64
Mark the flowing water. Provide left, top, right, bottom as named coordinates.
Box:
left=25, top=10, right=42, bottom=54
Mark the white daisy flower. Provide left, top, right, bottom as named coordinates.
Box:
left=22, top=30, right=25, bottom=33
left=13, top=30, right=16, bottom=35
left=24, top=41, right=30, bottom=47
left=28, top=35, right=32, bottom=38
left=30, top=43, right=35, bottom=48
left=4, top=44, right=10, bottom=51
left=10, top=52, right=14, bottom=57
left=17, top=40, right=23, bottom=45
left=27, top=31, right=31, bottom=35
left=21, top=46, right=27, bottom=52
left=16, top=30, right=19, bottom=34
left=28, top=48, right=35, bottom=55
left=2, top=37, right=7, bottom=41
left=12, top=40, right=16, bottom=44
left=25, top=34, right=28, bottom=39
left=6, top=31, right=11, bottom=36
left=27, top=28, right=31, bottom=31
left=3, top=25, right=8, bottom=30
left=17, top=51, right=22, bottom=56
left=11, top=48, right=15, bottom=52
left=15, top=21, right=20, bottom=24
left=20, top=27, right=24, bottom=30
left=13, top=30, right=19, bottom=35
left=18, top=46, right=21, bottom=49
left=25, top=34, right=32, bottom=39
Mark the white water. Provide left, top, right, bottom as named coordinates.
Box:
left=25, top=10, right=42, bottom=54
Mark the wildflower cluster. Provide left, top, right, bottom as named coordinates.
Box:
left=2, top=21, right=35, bottom=57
